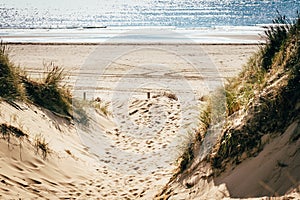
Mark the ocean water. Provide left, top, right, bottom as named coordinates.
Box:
left=1, top=0, right=299, bottom=28
left=0, top=0, right=299, bottom=43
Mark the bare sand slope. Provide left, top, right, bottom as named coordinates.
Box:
left=0, top=94, right=189, bottom=199
left=0, top=101, right=100, bottom=199
left=0, top=101, right=135, bottom=199
left=216, top=120, right=300, bottom=198
left=154, top=121, right=300, bottom=200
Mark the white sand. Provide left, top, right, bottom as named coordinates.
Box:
left=9, top=44, right=258, bottom=79
left=9, top=44, right=258, bottom=99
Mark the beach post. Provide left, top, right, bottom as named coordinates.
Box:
left=83, top=92, right=86, bottom=100
left=147, top=92, right=150, bottom=99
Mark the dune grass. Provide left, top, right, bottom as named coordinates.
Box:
left=176, top=12, right=300, bottom=175
left=0, top=42, right=24, bottom=100
left=0, top=123, right=28, bottom=141
left=72, top=99, right=89, bottom=125
left=0, top=42, right=72, bottom=117
left=0, top=122, right=50, bottom=159
left=176, top=131, right=197, bottom=173
left=0, top=46, right=66, bottom=159
left=34, top=134, right=50, bottom=159
left=23, top=63, right=72, bottom=117
left=72, top=98, right=111, bottom=127
left=211, top=12, right=300, bottom=171
left=261, top=13, right=291, bottom=70
left=92, top=99, right=111, bottom=117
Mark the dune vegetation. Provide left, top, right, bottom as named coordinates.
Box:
left=211, top=13, right=300, bottom=172
left=158, top=13, right=300, bottom=199
left=0, top=42, right=72, bottom=160
left=0, top=41, right=24, bottom=100
left=0, top=43, right=72, bottom=117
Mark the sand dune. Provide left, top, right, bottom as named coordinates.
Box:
left=1, top=44, right=260, bottom=199
left=1, top=91, right=198, bottom=199
left=0, top=101, right=100, bottom=199
left=154, top=120, right=300, bottom=200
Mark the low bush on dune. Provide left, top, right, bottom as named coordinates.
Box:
left=177, top=12, right=300, bottom=175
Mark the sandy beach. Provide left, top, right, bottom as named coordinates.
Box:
left=9, top=44, right=259, bottom=98
left=1, top=39, right=300, bottom=199
left=9, top=44, right=258, bottom=76
left=1, top=0, right=300, bottom=198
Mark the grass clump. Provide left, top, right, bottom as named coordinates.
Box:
left=225, top=51, right=267, bottom=117
left=92, top=98, right=111, bottom=117
left=72, top=99, right=89, bottom=125
left=34, top=134, right=50, bottom=159
left=0, top=42, right=24, bottom=100
left=0, top=123, right=28, bottom=142
left=23, top=63, right=72, bottom=117
left=178, top=141, right=194, bottom=173
left=261, top=12, right=292, bottom=70
left=163, top=91, right=178, bottom=101
left=177, top=131, right=195, bottom=171
left=0, top=42, right=72, bottom=117
left=72, top=98, right=111, bottom=126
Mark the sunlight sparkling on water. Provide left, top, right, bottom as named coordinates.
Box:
left=1, top=0, right=299, bottom=29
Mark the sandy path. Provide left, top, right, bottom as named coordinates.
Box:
left=75, top=93, right=195, bottom=199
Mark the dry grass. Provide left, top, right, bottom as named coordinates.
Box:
left=72, top=98, right=111, bottom=126
left=72, top=99, right=89, bottom=125
left=23, top=63, right=72, bottom=117
left=175, top=13, right=300, bottom=175
left=163, top=91, right=178, bottom=101
left=0, top=41, right=24, bottom=100
left=176, top=131, right=196, bottom=173
left=0, top=42, right=72, bottom=117
left=0, top=123, right=28, bottom=140
left=34, top=134, right=50, bottom=159
left=211, top=12, right=300, bottom=171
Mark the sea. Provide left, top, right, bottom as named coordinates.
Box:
left=0, top=0, right=299, bottom=43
